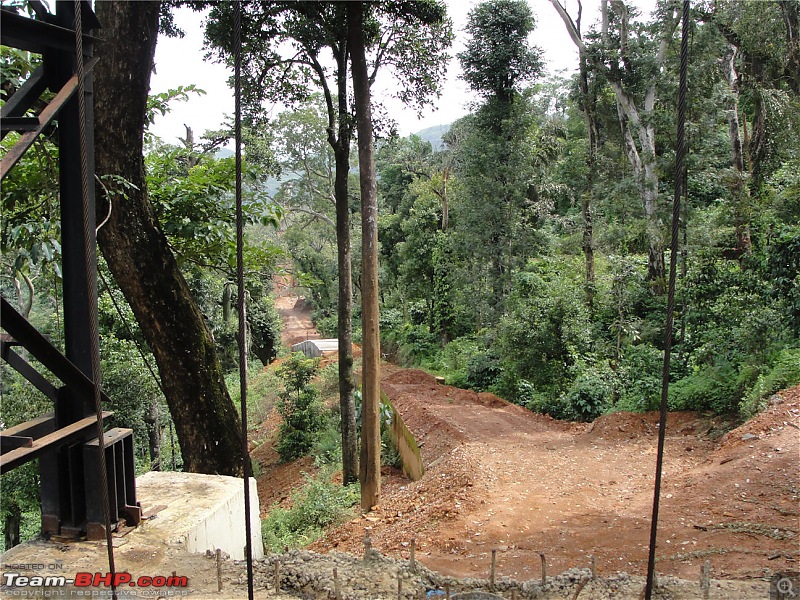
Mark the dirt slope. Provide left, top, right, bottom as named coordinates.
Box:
left=312, top=370, right=799, bottom=583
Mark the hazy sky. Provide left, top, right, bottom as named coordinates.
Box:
left=150, top=0, right=656, bottom=144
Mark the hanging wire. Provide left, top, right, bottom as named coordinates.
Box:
left=234, top=2, right=255, bottom=597
left=98, top=269, right=164, bottom=395
left=645, top=2, right=690, bottom=598
left=73, top=1, right=117, bottom=597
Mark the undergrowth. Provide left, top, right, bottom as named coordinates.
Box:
left=261, top=467, right=360, bottom=552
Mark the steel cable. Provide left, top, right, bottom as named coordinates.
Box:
left=234, top=2, right=256, bottom=598
left=73, top=1, right=117, bottom=597
left=644, top=2, right=690, bottom=598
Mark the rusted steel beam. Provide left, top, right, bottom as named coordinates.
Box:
left=0, top=65, right=46, bottom=119
left=1, top=435, right=34, bottom=452
left=1, top=342, right=60, bottom=401
left=0, top=9, right=100, bottom=55
left=0, top=56, right=97, bottom=180
left=0, top=411, right=112, bottom=474
left=0, top=297, right=111, bottom=409
left=1, top=413, right=55, bottom=439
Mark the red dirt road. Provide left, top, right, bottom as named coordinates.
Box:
left=313, top=369, right=799, bottom=583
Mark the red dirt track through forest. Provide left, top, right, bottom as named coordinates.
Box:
left=266, top=290, right=799, bottom=584
left=313, top=369, right=799, bottom=582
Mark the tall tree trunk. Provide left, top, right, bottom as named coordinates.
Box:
left=144, top=395, right=161, bottom=471
left=781, top=0, right=800, bottom=93
left=601, top=0, right=674, bottom=294
left=333, top=66, right=358, bottom=484
left=723, top=44, right=752, bottom=256
left=578, top=51, right=597, bottom=311
left=550, top=0, right=597, bottom=307
left=93, top=1, right=247, bottom=476
left=311, top=34, right=359, bottom=486
left=348, top=1, right=381, bottom=512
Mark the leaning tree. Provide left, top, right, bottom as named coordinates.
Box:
left=93, top=0, right=247, bottom=476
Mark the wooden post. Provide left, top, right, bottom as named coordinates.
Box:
left=334, top=568, right=341, bottom=600
left=273, top=562, right=280, bottom=594
left=701, top=560, right=710, bottom=599
left=410, top=538, right=416, bottom=572
left=397, top=574, right=402, bottom=600
left=590, top=555, right=597, bottom=579
left=215, top=549, right=222, bottom=591
left=445, top=583, right=450, bottom=599
left=490, top=549, right=497, bottom=588
left=363, top=533, right=373, bottom=561
left=539, top=552, right=547, bottom=585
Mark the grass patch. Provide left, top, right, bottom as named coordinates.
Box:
left=261, top=467, right=360, bottom=552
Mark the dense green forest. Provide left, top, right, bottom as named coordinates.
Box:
left=288, top=0, right=800, bottom=422
left=1, top=0, right=799, bottom=550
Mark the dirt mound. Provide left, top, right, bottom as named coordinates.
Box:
left=585, top=410, right=710, bottom=442
left=716, top=385, right=800, bottom=452
left=384, top=368, right=439, bottom=386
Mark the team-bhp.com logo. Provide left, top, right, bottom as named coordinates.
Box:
left=3, top=571, right=189, bottom=589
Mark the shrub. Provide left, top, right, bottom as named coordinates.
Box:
left=310, top=419, right=342, bottom=468
left=613, top=343, right=664, bottom=412
left=561, top=365, right=613, bottom=421
left=740, top=347, right=800, bottom=417
left=426, top=335, right=482, bottom=388
left=261, top=470, right=360, bottom=552
left=669, top=363, right=746, bottom=414
left=497, top=261, right=593, bottom=396
left=275, top=353, right=325, bottom=462
left=381, top=428, right=402, bottom=469
left=464, top=347, right=503, bottom=391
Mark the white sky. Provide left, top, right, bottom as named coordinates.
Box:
left=150, top=0, right=656, bottom=144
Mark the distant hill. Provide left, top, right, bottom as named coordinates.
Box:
left=411, top=123, right=450, bottom=151
left=214, top=148, right=234, bottom=159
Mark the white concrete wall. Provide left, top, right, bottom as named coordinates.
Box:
left=136, top=471, right=264, bottom=561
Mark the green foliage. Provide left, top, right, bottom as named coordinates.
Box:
left=0, top=366, right=49, bottom=551
left=261, top=469, right=360, bottom=552
left=100, top=335, right=164, bottom=459
left=464, top=347, right=503, bottom=392
left=146, top=140, right=281, bottom=272
left=458, top=0, right=543, bottom=102
left=497, top=258, right=593, bottom=398
left=763, top=225, right=800, bottom=334
left=381, top=322, right=439, bottom=367
left=612, top=344, right=664, bottom=412
left=248, top=290, right=283, bottom=367
left=424, top=335, right=483, bottom=389
left=739, top=348, right=800, bottom=417
left=561, top=363, right=614, bottom=422
left=145, top=85, right=205, bottom=129
left=669, top=364, right=751, bottom=414
left=275, top=353, right=325, bottom=462
left=381, top=428, right=402, bottom=469
left=310, top=421, right=343, bottom=469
